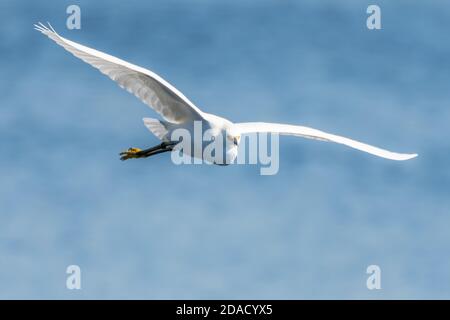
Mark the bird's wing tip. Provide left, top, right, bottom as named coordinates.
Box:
left=34, top=22, right=57, bottom=36
left=397, top=153, right=418, bottom=161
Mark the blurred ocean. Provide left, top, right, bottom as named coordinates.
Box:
left=0, top=0, right=449, bottom=299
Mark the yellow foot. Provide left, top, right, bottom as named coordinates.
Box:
left=119, top=147, right=142, bottom=161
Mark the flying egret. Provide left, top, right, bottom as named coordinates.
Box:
left=34, top=23, right=417, bottom=165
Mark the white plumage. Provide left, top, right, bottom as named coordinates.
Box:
left=35, top=22, right=417, bottom=163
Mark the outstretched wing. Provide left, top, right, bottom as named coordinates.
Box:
left=234, top=122, right=418, bottom=161
left=34, top=22, right=204, bottom=123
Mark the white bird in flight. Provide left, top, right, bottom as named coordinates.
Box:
left=35, top=22, right=417, bottom=164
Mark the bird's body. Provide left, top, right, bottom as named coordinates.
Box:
left=34, top=23, right=418, bottom=165
left=144, top=113, right=238, bottom=164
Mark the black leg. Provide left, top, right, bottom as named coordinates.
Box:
left=134, top=142, right=166, bottom=156
left=120, top=142, right=177, bottom=161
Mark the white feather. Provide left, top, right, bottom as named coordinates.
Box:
left=36, top=23, right=418, bottom=162
left=234, top=122, right=418, bottom=161
left=34, top=23, right=204, bottom=124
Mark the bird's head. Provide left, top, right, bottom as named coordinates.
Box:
left=230, top=134, right=241, bottom=146
left=226, top=127, right=241, bottom=147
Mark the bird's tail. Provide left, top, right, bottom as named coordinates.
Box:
left=143, top=118, right=170, bottom=141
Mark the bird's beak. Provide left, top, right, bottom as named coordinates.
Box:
left=233, top=135, right=241, bottom=146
